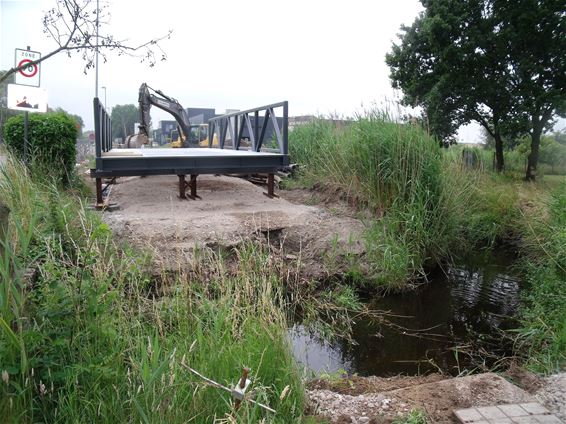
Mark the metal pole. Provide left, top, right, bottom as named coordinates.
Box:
left=23, top=111, right=29, bottom=162
left=95, top=0, right=99, bottom=98
left=23, top=46, right=31, bottom=162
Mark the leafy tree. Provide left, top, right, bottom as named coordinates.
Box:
left=386, top=0, right=565, bottom=177
left=500, top=0, right=566, bottom=180
left=111, top=104, right=139, bottom=141
left=552, top=129, right=566, bottom=146
left=0, top=0, right=171, bottom=85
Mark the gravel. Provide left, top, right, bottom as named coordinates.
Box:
left=535, top=372, right=566, bottom=422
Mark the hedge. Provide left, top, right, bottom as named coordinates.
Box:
left=3, top=112, right=77, bottom=179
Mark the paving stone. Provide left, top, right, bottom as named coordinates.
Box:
left=533, top=415, right=563, bottom=423
left=498, top=404, right=529, bottom=417
left=520, top=403, right=549, bottom=415
left=478, top=406, right=508, bottom=420
left=455, top=408, right=485, bottom=422
left=512, top=417, right=543, bottom=424
left=454, top=403, right=562, bottom=424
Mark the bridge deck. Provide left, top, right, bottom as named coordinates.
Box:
left=91, top=147, right=287, bottom=177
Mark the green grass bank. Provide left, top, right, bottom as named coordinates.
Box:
left=289, top=112, right=475, bottom=289
left=0, top=158, right=305, bottom=422
left=289, top=114, right=565, bottom=371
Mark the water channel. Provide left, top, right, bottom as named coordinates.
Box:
left=290, top=250, right=523, bottom=376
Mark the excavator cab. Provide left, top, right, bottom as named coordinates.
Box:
left=189, top=124, right=209, bottom=146
left=171, top=124, right=209, bottom=148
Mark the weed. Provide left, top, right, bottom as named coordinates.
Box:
left=0, top=157, right=306, bottom=422
left=393, top=408, right=429, bottom=424
left=514, top=182, right=566, bottom=372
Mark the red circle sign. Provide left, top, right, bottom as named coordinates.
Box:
left=18, top=59, right=38, bottom=78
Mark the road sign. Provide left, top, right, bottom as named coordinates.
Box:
left=14, top=49, right=41, bottom=87
left=7, top=84, right=47, bottom=113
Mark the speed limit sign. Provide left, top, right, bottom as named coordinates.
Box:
left=15, top=48, right=41, bottom=87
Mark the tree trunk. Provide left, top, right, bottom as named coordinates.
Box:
left=494, top=131, right=505, bottom=172
left=526, top=130, right=541, bottom=181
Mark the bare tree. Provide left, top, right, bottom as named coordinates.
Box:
left=0, top=0, right=172, bottom=84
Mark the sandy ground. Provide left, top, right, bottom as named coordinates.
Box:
left=102, top=175, right=367, bottom=278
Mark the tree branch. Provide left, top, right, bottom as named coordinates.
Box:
left=0, top=0, right=172, bottom=84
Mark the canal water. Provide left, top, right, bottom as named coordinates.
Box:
left=290, top=251, right=522, bottom=376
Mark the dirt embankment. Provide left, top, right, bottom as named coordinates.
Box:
left=306, top=371, right=566, bottom=423
left=102, top=175, right=368, bottom=280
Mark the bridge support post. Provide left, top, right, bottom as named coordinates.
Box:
left=263, top=173, right=278, bottom=199
left=95, top=178, right=104, bottom=206
left=178, top=175, right=187, bottom=199
left=188, top=174, right=200, bottom=200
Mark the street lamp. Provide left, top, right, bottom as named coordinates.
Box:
left=101, top=86, right=107, bottom=110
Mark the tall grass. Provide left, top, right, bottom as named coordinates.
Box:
left=514, top=183, right=566, bottom=372
left=290, top=111, right=475, bottom=288
left=0, top=157, right=305, bottom=422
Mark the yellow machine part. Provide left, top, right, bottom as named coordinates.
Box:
left=170, top=124, right=218, bottom=148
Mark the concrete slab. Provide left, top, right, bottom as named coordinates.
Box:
left=478, top=406, right=507, bottom=420
left=498, top=404, right=529, bottom=418
left=454, top=402, right=561, bottom=424
left=455, top=408, right=485, bottom=422
left=520, top=403, right=549, bottom=415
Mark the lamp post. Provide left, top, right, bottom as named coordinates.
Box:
left=95, top=0, right=99, bottom=98
left=101, top=86, right=107, bottom=110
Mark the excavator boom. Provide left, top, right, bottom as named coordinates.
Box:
left=126, top=83, right=195, bottom=148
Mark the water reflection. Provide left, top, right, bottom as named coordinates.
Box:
left=290, top=251, right=522, bottom=376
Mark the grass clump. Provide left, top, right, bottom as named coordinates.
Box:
left=0, top=157, right=305, bottom=422
left=290, top=111, right=471, bottom=289
left=515, top=183, right=566, bottom=372
left=393, top=409, right=429, bottom=424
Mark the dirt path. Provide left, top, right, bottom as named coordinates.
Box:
left=103, top=175, right=367, bottom=278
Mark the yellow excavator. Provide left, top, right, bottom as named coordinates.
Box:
left=127, top=83, right=216, bottom=148
left=170, top=124, right=217, bottom=148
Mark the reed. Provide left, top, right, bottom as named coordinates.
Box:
left=290, top=110, right=475, bottom=288
left=0, top=157, right=305, bottom=423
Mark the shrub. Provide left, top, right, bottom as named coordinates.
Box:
left=3, top=112, right=77, bottom=181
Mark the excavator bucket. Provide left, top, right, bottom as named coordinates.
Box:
left=125, top=132, right=150, bottom=148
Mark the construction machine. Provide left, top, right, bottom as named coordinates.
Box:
left=126, top=83, right=206, bottom=148
left=170, top=124, right=213, bottom=148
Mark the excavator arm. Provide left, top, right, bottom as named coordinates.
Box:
left=126, top=83, right=194, bottom=148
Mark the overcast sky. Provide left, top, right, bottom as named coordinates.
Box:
left=1, top=0, right=483, bottom=141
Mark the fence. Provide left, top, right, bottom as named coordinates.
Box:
left=208, top=102, right=288, bottom=154
left=93, top=97, right=112, bottom=156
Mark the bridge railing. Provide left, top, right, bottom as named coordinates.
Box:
left=208, top=101, right=288, bottom=154
left=93, top=97, right=112, bottom=157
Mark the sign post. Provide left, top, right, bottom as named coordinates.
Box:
left=14, top=47, right=41, bottom=87
left=10, top=47, right=44, bottom=163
